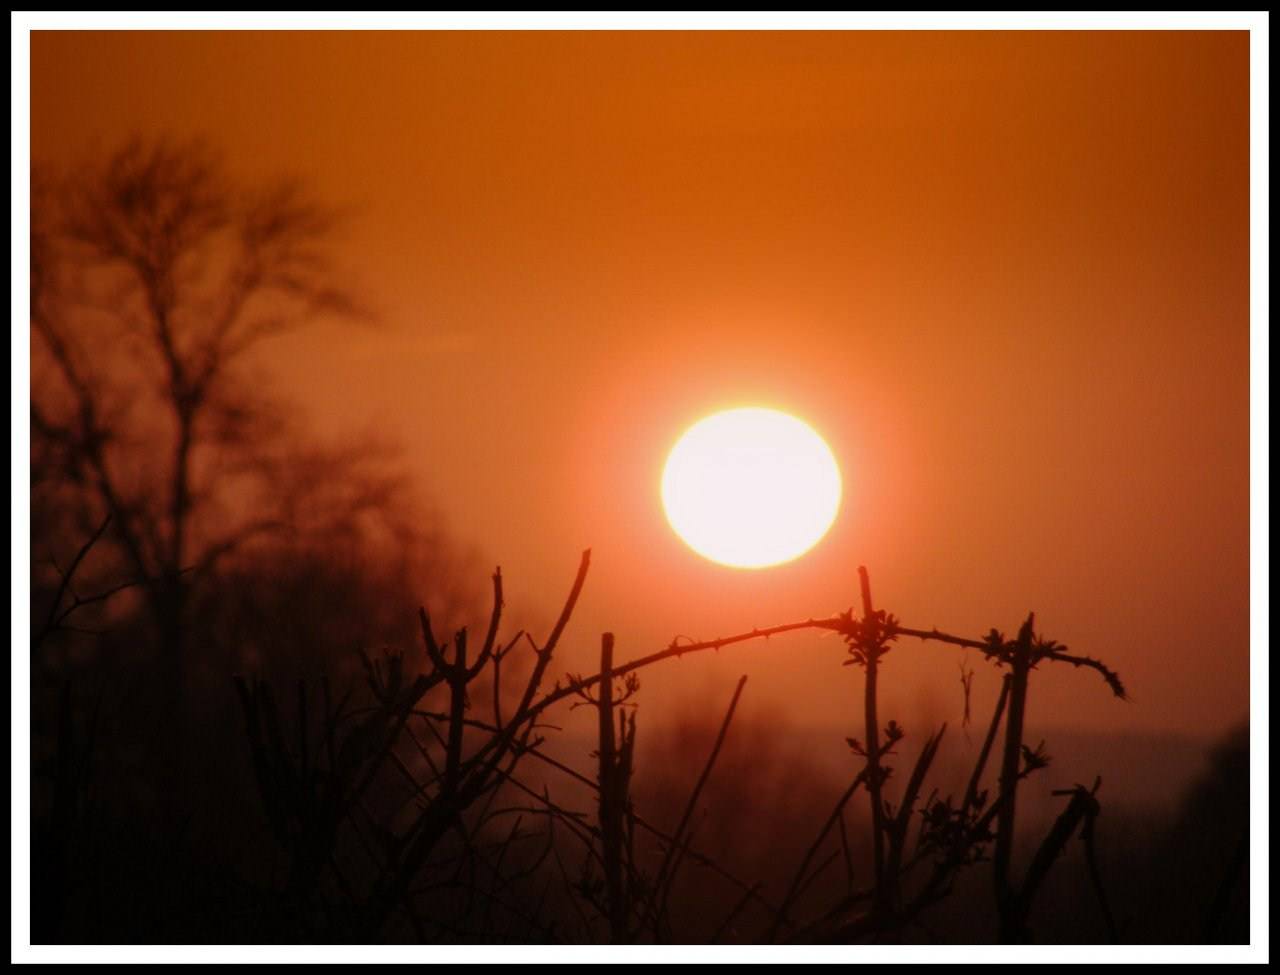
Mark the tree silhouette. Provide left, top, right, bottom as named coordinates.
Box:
left=29, top=138, right=452, bottom=778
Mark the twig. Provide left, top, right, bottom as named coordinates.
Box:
left=596, top=633, right=628, bottom=943
left=857, top=566, right=888, bottom=912
left=645, top=675, right=749, bottom=939
left=768, top=769, right=868, bottom=942
left=994, top=614, right=1035, bottom=941
left=963, top=675, right=1011, bottom=816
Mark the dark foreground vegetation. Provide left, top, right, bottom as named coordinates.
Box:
left=31, top=540, right=1248, bottom=945
left=28, top=139, right=1248, bottom=945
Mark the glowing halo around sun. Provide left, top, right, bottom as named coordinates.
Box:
left=661, top=407, right=842, bottom=569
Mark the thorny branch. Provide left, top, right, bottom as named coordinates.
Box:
left=232, top=555, right=1125, bottom=944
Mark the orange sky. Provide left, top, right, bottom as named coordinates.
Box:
left=30, top=30, right=1250, bottom=741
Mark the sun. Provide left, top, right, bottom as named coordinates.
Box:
left=661, top=407, right=842, bottom=569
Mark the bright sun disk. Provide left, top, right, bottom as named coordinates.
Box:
left=661, top=407, right=842, bottom=569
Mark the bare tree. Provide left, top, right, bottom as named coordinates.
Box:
left=29, top=138, right=420, bottom=736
